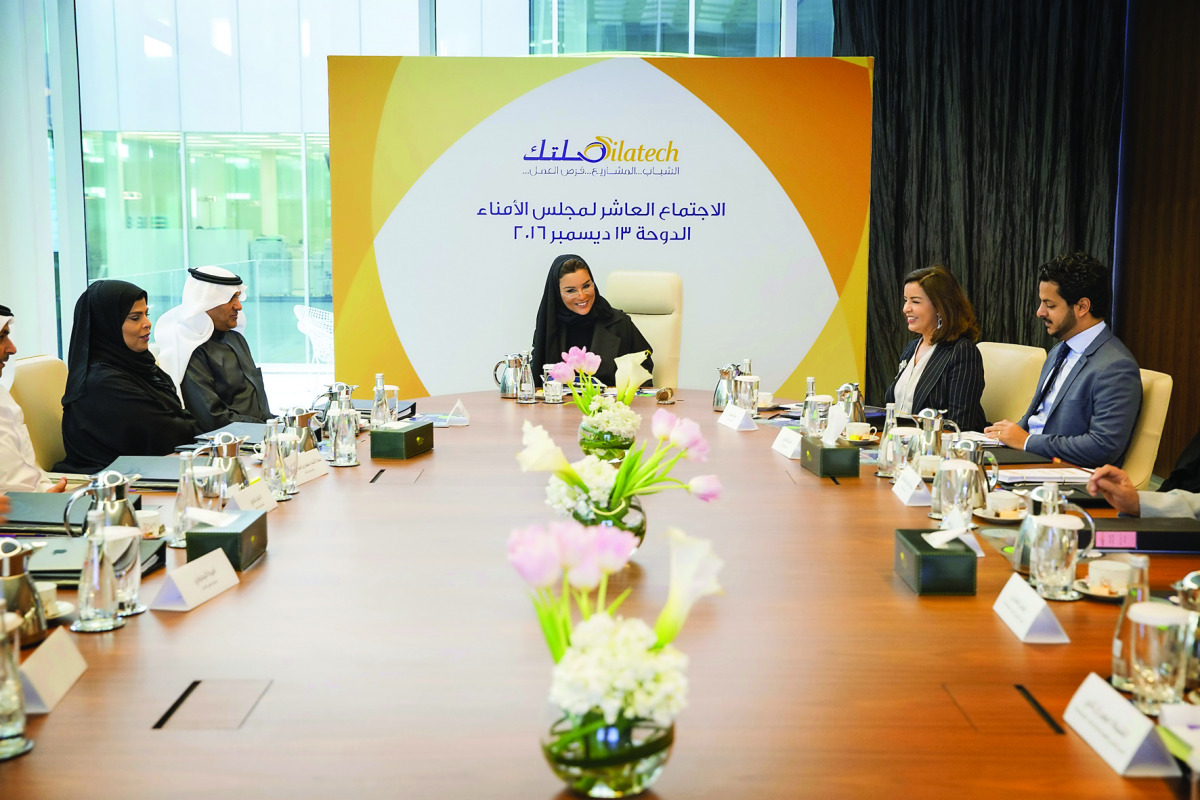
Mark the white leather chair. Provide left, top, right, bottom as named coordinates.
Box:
left=603, top=271, right=682, bottom=388
left=8, top=354, right=68, bottom=471
left=1122, top=369, right=1173, bottom=490
left=977, top=342, right=1047, bottom=423
left=295, top=305, right=334, bottom=364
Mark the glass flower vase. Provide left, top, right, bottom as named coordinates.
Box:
left=578, top=419, right=635, bottom=463
left=572, top=497, right=647, bottom=552
left=542, top=710, right=674, bottom=798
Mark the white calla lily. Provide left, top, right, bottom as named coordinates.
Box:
left=614, top=350, right=652, bottom=405
left=654, top=528, right=724, bottom=647
left=517, top=421, right=572, bottom=474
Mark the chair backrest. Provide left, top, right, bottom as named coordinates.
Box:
left=8, top=355, right=68, bottom=471
left=977, top=341, right=1047, bottom=423
left=603, top=271, right=682, bottom=388
left=294, top=305, right=334, bottom=365
left=1123, top=369, right=1173, bottom=490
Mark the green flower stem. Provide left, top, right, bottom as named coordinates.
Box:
left=597, top=573, right=609, bottom=612
left=606, top=586, right=632, bottom=615
left=547, top=717, right=611, bottom=755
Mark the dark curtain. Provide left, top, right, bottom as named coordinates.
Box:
left=832, top=0, right=1126, bottom=408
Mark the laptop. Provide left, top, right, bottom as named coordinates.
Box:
left=29, top=538, right=168, bottom=586
left=0, top=491, right=143, bottom=536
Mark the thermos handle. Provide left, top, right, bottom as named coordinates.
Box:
left=982, top=450, right=1000, bottom=492
left=1064, top=502, right=1097, bottom=557
left=63, top=485, right=93, bottom=536
left=493, top=360, right=506, bottom=387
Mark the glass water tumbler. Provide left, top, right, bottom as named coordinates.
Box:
left=72, top=509, right=124, bottom=633
left=0, top=599, right=33, bottom=761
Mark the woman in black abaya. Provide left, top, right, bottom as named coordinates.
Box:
left=56, top=281, right=201, bottom=474
left=530, top=254, right=653, bottom=387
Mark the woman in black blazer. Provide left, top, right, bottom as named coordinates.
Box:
left=883, top=266, right=987, bottom=432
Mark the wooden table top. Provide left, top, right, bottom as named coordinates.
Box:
left=4, top=390, right=1196, bottom=798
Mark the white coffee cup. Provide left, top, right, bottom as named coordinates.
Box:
left=844, top=422, right=876, bottom=440
left=135, top=508, right=161, bottom=536
left=986, top=491, right=1024, bottom=516
left=1087, top=559, right=1133, bottom=597
left=917, top=454, right=942, bottom=478
left=35, top=580, right=58, bottom=616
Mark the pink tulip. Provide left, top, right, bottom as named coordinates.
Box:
left=688, top=474, right=722, bottom=502
left=551, top=519, right=592, bottom=568
left=549, top=362, right=575, bottom=383
left=593, top=527, right=638, bottom=573
left=507, top=525, right=562, bottom=588
left=567, top=551, right=603, bottom=590
left=581, top=351, right=602, bottom=375
left=651, top=408, right=678, bottom=440
left=669, top=418, right=709, bottom=461
left=562, top=347, right=588, bottom=371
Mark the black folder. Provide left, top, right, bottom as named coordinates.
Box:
left=1092, top=516, right=1200, bottom=555
left=103, top=456, right=183, bottom=490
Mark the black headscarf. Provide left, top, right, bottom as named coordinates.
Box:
left=0, top=304, right=12, bottom=317
left=530, top=254, right=617, bottom=381
left=62, top=280, right=179, bottom=405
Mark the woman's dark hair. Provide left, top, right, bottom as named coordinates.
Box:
left=557, top=257, right=591, bottom=282
left=902, top=265, right=980, bottom=344
left=1037, top=251, right=1110, bottom=321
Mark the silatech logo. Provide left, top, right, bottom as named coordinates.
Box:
left=522, top=137, right=680, bottom=164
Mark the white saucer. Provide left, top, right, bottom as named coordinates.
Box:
left=1072, top=579, right=1123, bottom=603
left=972, top=507, right=1028, bottom=525
left=45, top=601, right=76, bottom=621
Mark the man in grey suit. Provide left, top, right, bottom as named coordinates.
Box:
left=985, top=252, right=1141, bottom=467
left=1088, top=464, right=1200, bottom=519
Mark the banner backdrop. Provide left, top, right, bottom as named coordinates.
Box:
left=330, top=56, right=872, bottom=398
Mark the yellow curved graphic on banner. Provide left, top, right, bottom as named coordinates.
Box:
left=330, top=57, right=597, bottom=397
left=648, top=56, right=873, bottom=393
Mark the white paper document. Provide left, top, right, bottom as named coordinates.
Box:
left=1064, top=673, right=1181, bottom=777
left=992, top=573, right=1069, bottom=643
left=997, top=467, right=1093, bottom=485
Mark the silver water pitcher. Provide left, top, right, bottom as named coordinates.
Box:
left=836, top=383, right=867, bottom=424
left=0, top=538, right=47, bottom=648
left=197, top=432, right=253, bottom=490
left=63, top=470, right=140, bottom=537
left=713, top=363, right=741, bottom=411
left=494, top=353, right=525, bottom=399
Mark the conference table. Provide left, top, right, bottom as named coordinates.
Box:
left=4, top=389, right=1196, bottom=798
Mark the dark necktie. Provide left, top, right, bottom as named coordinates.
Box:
left=1034, top=344, right=1071, bottom=411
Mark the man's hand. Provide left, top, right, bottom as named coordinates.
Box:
left=47, top=477, right=68, bottom=493
left=1087, top=464, right=1141, bottom=516
left=984, top=419, right=1030, bottom=450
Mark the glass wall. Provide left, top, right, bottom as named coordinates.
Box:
left=80, top=131, right=332, bottom=368
left=531, top=0, right=780, bottom=57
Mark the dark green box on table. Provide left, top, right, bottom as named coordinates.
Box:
left=369, top=419, right=434, bottom=460
left=185, top=510, right=267, bottom=571
left=894, top=529, right=977, bottom=596
left=799, top=435, right=860, bottom=478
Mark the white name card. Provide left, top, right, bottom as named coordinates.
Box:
left=1064, top=672, right=1181, bottom=777
left=20, top=627, right=87, bottom=714
left=891, top=466, right=931, bottom=506
left=150, top=548, right=240, bottom=612
left=296, top=448, right=330, bottom=484
left=718, top=404, right=757, bottom=431
left=226, top=479, right=278, bottom=513
left=771, top=427, right=805, bottom=459
left=992, top=573, right=1069, bottom=643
